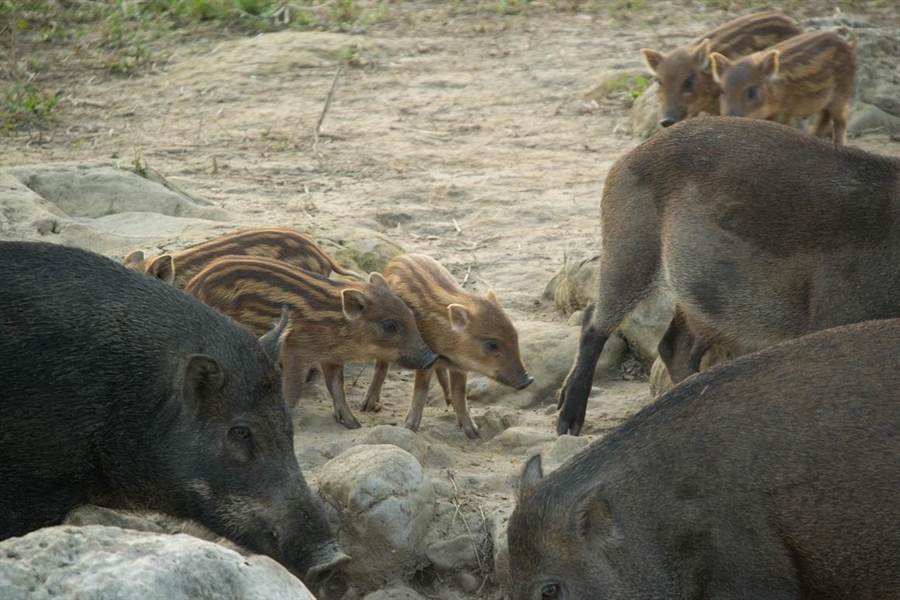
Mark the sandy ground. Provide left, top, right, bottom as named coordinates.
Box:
left=4, top=3, right=900, bottom=598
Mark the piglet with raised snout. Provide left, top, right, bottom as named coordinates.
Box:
left=711, top=30, right=856, bottom=144
left=184, top=255, right=437, bottom=429
left=361, top=254, right=532, bottom=439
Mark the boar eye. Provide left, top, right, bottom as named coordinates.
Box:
left=380, top=319, right=401, bottom=335
left=681, top=75, right=694, bottom=94
left=484, top=339, right=500, bottom=353
left=540, top=582, right=562, bottom=600
left=229, top=425, right=252, bottom=441
left=746, top=85, right=758, bottom=101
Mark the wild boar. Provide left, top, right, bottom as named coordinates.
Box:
left=0, top=241, right=348, bottom=587
left=360, top=254, right=532, bottom=439
left=641, top=11, right=801, bottom=127
left=557, top=117, right=900, bottom=435
left=711, top=30, right=856, bottom=144
left=511, top=318, right=900, bottom=599
left=123, top=227, right=358, bottom=287
left=183, top=255, right=437, bottom=429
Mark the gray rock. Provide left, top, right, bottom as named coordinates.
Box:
left=318, top=225, right=405, bottom=273
left=425, top=534, right=480, bottom=571
left=629, top=81, right=661, bottom=139
left=0, top=525, right=315, bottom=600
left=362, top=586, right=425, bottom=600
left=362, top=425, right=424, bottom=460
left=317, top=445, right=435, bottom=588
left=543, top=434, right=591, bottom=472
left=493, top=427, right=555, bottom=453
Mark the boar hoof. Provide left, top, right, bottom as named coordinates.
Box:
left=462, top=424, right=480, bottom=440
left=556, top=378, right=588, bottom=437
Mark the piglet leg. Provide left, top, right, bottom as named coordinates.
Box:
left=321, top=363, right=361, bottom=429
left=404, top=367, right=433, bottom=432
left=361, top=360, right=389, bottom=412
left=448, top=369, right=479, bottom=439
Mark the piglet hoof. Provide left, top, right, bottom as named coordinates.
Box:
left=462, top=424, right=480, bottom=440
left=334, top=410, right=362, bottom=430
left=359, top=397, right=382, bottom=413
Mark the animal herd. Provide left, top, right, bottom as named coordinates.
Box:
left=0, top=9, right=898, bottom=600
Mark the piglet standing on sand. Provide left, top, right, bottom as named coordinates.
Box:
left=361, top=254, right=532, bottom=439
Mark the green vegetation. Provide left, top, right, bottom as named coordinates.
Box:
left=588, top=71, right=653, bottom=103
left=1, top=82, right=59, bottom=132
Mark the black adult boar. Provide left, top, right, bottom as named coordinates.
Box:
left=0, top=242, right=348, bottom=586
left=557, top=117, right=900, bottom=435
left=511, top=319, right=900, bottom=600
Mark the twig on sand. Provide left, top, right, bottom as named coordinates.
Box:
left=461, top=265, right=472, bottom=287
left=446, top=470, right=488, bottom=582
left=309, top=64, right=344, bottom=152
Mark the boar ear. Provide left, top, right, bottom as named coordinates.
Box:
left=573, top=484, right=615, bottom=544
left=709, top=53, right=731, bottom=84
left=760, top=49, right=780, bottom=79
left=519, top=454, right=544, bottom=498
left=341, top=288, right=368, bottom=320
left=447, top=303, right=470, bottom=332
left=640, top=48, right=664, bottom=73
left=368, top=272, right=388, bottom=287
left=693, top=38, right=712, bottom=71
left=123, top=250, right=144, bottom=267
left=147, top=254, right=175, bottom=284
left=485, top=290, right=499, bottom=305
left=180, top=354, right=226, bottom=409
left=259, top=305, right=291, bottom=363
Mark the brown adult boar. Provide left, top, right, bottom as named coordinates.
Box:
left=360, top=254, right=532, bottom=439
left=641, top=11, right=801, bottom=127
left=512, top=319, right=900, bottom=599
left=556, top=117, right=900, bottom=436
left=123, top=227, right=358, bottom=287
left=711, top=31, right=856, bottom=144
left=184, top=255, right=437, bottom=429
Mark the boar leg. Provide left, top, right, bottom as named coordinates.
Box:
left=448, top=369, right=479, bottom=439
left=320, top=363, right=361, bottom=429
left=281, top=347, right=310, bottom=408
left=404, top=368, right=433, bottom=432
left=658, top=311, right=710, bottom=384
left=435, top=366, right=452, bottom=405
left=556, top=303, right=609, bottom=436
left=360, top=360, right=389, bottom=412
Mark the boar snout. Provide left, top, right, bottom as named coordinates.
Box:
left=305, top=544, right=351, bottom=586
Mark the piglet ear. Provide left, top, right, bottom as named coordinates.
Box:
left=123, top=250, right=144, bottom=268
left=368, top=272, right=388, bottom=287
left=760, top=49, right=780, bottom=79
left=709, top=52, right=731, bottom=85
left=519, top=454, right=544, bottom=498
left=485, top=290, right=499, bottom=306
left=341, top=288, right=368, bottom=320
left=147, top=254, right=175, bottom=284
left=259, top=305, right=291, bottom=363
left=180, top=354, right=226, bottom=412
left=640, top=48, right=664, bottom=73
left=447, top=303, right=470, bottom=332
left=694, top=38, right=712, bottom=71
